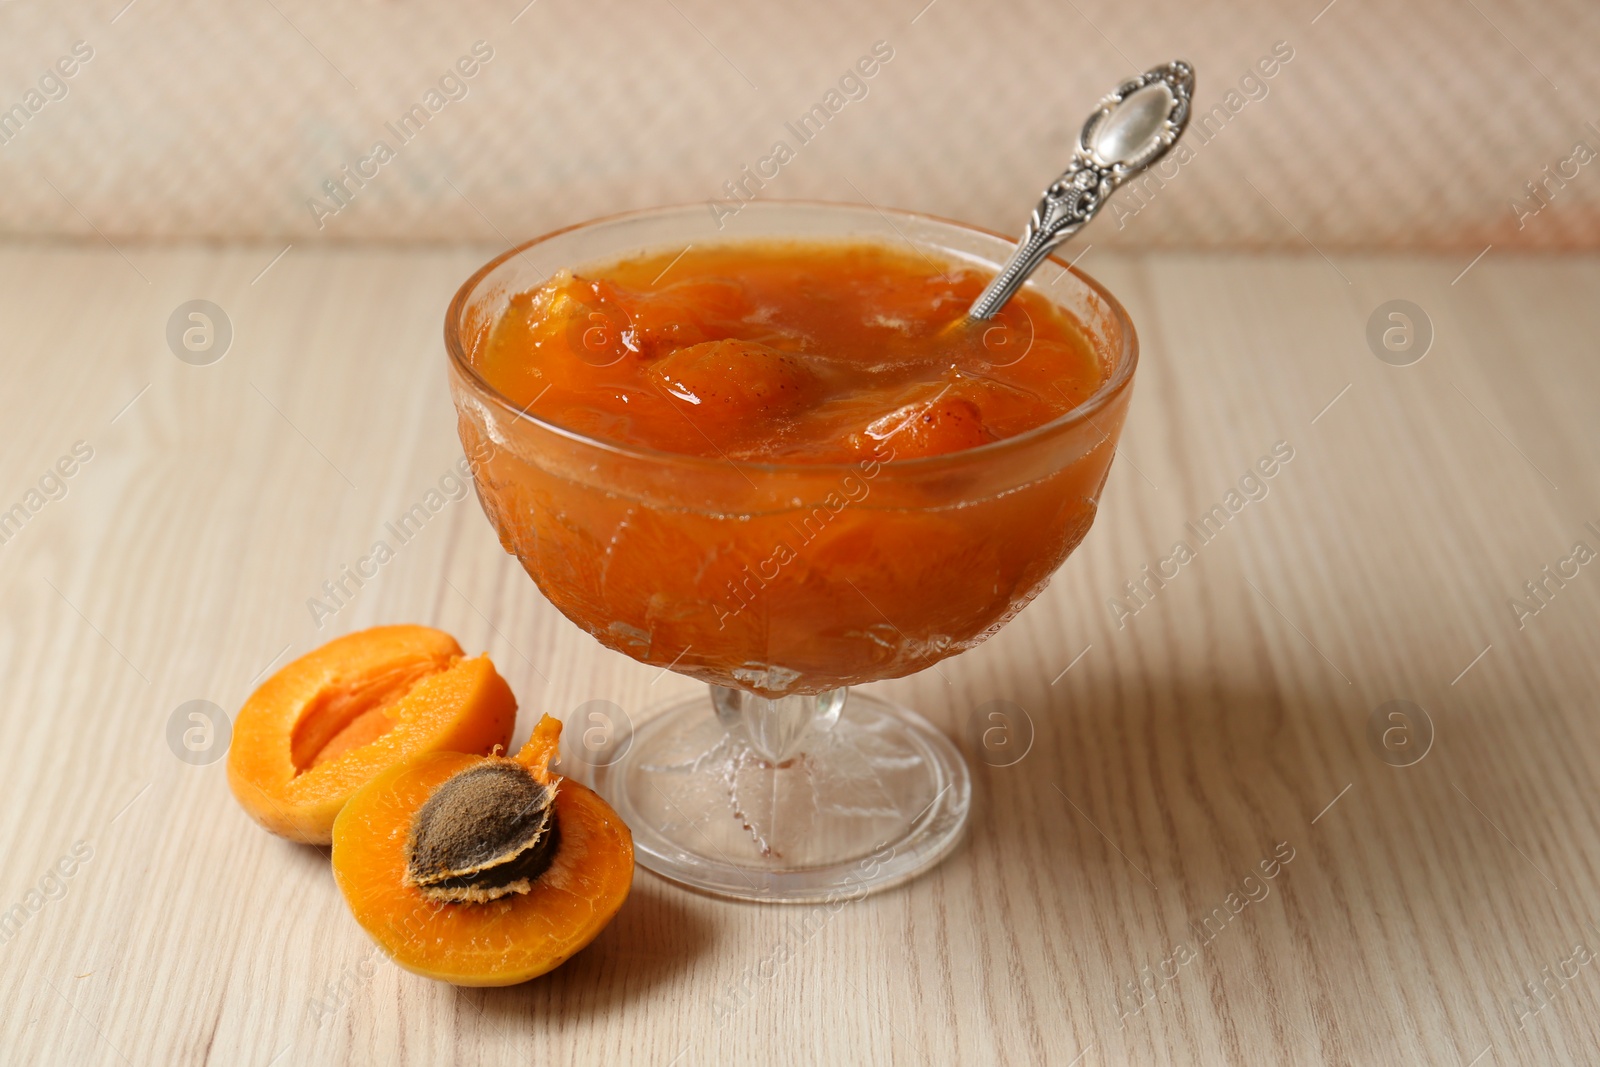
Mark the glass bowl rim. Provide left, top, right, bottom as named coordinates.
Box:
left=444, top=199, right=1138, bottom=476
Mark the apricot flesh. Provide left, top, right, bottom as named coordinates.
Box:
left=331, top=716, right=634, bottom=986
left=228, top=625, right=517, bottom=844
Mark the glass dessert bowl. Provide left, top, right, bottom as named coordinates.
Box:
left=445, top=201, right=1136, bottom=901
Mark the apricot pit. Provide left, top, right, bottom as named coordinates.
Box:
left=404, top=757, right=559, bottom=903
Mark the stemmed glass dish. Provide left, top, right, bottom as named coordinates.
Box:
left=446, top=202, right=1137, bottom=901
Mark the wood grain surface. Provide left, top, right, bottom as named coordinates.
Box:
left=1, top=243, right=1598, bottom=1066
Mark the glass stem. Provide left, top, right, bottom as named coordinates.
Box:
left=711, top=685, right=847, bottom=763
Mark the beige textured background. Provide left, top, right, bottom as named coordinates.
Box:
left=2, top=0, right=1597, bottom=250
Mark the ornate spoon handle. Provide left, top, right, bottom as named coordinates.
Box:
left=967, top=60, right=1195, bottom=321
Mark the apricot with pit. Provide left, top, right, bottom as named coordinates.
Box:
left=331, top=715, right=634, bottom=985
left=227, top=625, right=517, bottom=844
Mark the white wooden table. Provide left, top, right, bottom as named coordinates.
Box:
left=2, top=243, right=1598, bottom=1065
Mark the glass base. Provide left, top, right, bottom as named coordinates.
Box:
left=585, top=688, right=971, bottom=902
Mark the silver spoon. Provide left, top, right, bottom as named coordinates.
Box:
left=966, top=60, right=1195, bottom=321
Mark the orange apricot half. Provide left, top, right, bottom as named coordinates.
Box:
left=331, top=715, right=635, bottom=986
left=228, top=625, right=517, bottom=844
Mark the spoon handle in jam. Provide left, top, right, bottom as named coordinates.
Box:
left=967, top=60, right=1195, bottom=321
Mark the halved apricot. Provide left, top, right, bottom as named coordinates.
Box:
left=227, top=625, right=517, bottom=844
left=331, top=715, right=634, bottom=985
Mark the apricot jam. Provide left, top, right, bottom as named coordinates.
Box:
left=473, top=241, right=1105, bottom=462
left=456, top=238, right=1132, bottom=695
